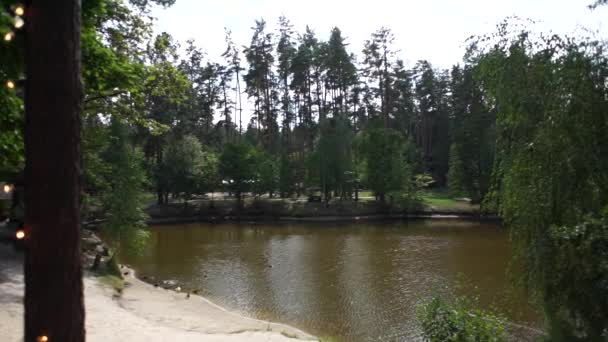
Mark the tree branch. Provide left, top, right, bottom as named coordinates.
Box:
left=84, top=90, right=126, bottom=103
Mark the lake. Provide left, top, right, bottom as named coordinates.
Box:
left=125, top=219, right=542, bottom=341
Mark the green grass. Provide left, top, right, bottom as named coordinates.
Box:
left=99, top=274, right=125, bottom=294
left=421, top=191, right=477, bottom=212
left=94, top=253, right=125, bottom=295
left=319, top=337, right=340, bottom=342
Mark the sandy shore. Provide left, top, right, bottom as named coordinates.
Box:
left=0, top=242, right=317, bottom=342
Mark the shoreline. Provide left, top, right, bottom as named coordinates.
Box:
left=0, top=238, right=317, bottom=342
left=85, top=211, right=500, bottom=228
left=116, top=266, right=317, bottom=341
left=142, top=212, right=499, bottom=226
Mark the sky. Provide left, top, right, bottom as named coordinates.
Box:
left=150, top=0, right=607, bottom=124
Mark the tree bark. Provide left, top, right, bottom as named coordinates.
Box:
left=24, top=0, right=85, bottom=341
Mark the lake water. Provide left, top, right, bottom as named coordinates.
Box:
left=125, top=219, right=542, bottom=341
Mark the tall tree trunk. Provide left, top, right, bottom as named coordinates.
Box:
left=222, top=80, right=229, bottom=142
left=236, top=69, right=243, bottom=137
left=24, top=0, right=85, bottom=341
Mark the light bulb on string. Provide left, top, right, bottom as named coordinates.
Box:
left=4, top=32, right=14, bottom=42
left=14, top=17, right=24, bottom=29
left=3, top=184, right=11, bottom=193
left=15, top=230, right=25, bottom=240
left=14, top=5, right=25, bottom=16
left=37, top=336, right=49, bottom=342
left=6, top=80, right=15, bottom=89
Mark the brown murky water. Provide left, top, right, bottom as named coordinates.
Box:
left=125, top=219, right=542, bottom=341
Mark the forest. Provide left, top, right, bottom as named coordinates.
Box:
left=8, top=2, right=491, bottom=209
left=1, top=0, right=607, bottom=341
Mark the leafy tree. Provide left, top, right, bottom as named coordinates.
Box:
left=219, top=143, right=257, bottom=211
left=447, top=143, right=466, bottom=197
left=102, top=119, right=149, bottom=255
left=162, top=135, right=209, bottom=205
left=278, top=128, right=296, bottom=197
left=308, top=113, right=353, bottom=204
left=477, top=26, right=608, bottom=339
left=252, top=147, right=278, bottom=197
left=357, top=124, right=410, bottom=205
left=448, top=63, right=494, bottom=202
left=278, top=150, right=296, bottom=198
left=141, top=32, right=191, bottom=204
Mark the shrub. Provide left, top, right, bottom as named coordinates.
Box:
left=417, top=296, right=506, bottom=342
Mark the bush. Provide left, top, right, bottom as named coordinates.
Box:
left=417, top=296, right=506, bottom=342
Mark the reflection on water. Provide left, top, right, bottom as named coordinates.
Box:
left=124, top=220, right=541, bottom=341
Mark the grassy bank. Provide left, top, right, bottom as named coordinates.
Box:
left=420, top=191, right=479, bottom=213
left=143, top=190, right=483, bottom=223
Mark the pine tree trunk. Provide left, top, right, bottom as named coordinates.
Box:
left=236, top=70, right=242, bottom=137
left=24, top=0, right=85, bottom=341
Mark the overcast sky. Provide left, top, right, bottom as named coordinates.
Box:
left=150, top=0, right=607, bottom=123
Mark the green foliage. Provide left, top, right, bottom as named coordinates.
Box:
left=417, top=296, right=507, bottom=342
left=251, top=147, right=278, bottom=196
left=541, top=215, right=608, bottom=340
left=476, top=24, right=608, bottom=339
left=447, top=143, right=467, bottom=197
left=102, top=120, right=149, bottom=256
left=308, top=114, right=353, bottom=199
left=448, top=63, right=495, bottom=203
left=219, top=143, right=257, bottom=208
left=162, top=135, right=218, bottom=203
left=0, top=88, right=23, bottom=174
left=0, top=0, right=25, bottom=175
left=357, top=126, right=411, bottom=204
left=278, top=150, right=296, bottom=197
left=414, top=61, right=451, bottom=186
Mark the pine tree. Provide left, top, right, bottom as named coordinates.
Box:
left=244, top=19, right=278, bottom=151
left=362, top=27, right=396, bottom=127
left=222, top=29, right=245, bottom=136
left=391, top=59, right=416, bottom=138
left=324, top=27, right=358, bottom=117
left=413, top=60, right=451, bottom=185
left=276, top=16, right=297, bottom=130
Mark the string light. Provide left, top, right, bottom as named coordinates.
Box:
left=6, top=80, right=15, bottom=89
left=14, top=5, right=25, bottom=16
left=14, top=17, right=24, bottom=29
left=3, top=184, right=11, bottom=193
left=37, top=336, right=49, bottom=342
left=15, top=230, right=25, bottom=240
left=4, top=32, right=14, bottom=42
